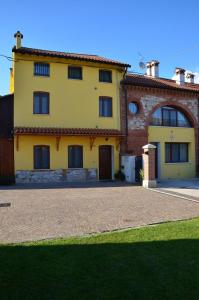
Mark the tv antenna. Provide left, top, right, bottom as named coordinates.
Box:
left=138, top=52, right=146, bottom=70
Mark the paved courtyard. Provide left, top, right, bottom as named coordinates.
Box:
left=157, top=179, right=199, bottom=199
left=1, top=182, right=199, bottom=244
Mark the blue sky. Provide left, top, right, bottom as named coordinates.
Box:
left=1, top=0, right=199, bottom=95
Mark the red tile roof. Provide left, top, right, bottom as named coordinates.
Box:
left=121, top=73, right=199, bottom=93
left=13, top=46, right=130, bottom=68
left=14, top=127, right=124, bottom=137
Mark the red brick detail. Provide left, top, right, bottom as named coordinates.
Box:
left=120, top=84, right=199, bottom=176
left=126, top=129, right=148, bottom=155
left=143, top=148, right=156, bottom=181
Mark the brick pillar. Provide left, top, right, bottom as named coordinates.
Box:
left=142, top=144, right=157, bottom=188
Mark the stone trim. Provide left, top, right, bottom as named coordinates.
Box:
left=16, top=168, right=98, bottom=183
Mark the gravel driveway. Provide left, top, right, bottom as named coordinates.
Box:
left=1, top=182, right=199, bottom=244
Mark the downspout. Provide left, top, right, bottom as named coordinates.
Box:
left=125, top=86, right=128, bottom=151
left=123, top=67, right=129, bottom=150
left=123, top=67, right=128, bottom=79
left=197, top=97, right=199, bottom=176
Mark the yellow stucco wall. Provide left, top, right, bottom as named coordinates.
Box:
left=9, top=68, right=14, bottom=93
left=14, top=135, right=119, bottom=176
left=13, top=53, right=124, bottom=129
left=149, top=126, right=196, bottom=179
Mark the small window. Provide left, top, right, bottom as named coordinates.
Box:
left=165, top=143, right=188, bottom=163
left=34, top=63, right=50, bottom=77
left=99, top=97, right=112, bottom=117
left=68, top=66, right=82, bottom=80
left=34, top=146, right=50, bottom=169
left=129, top=102, right=139, bottom=114
left=99, top=70, right=112, bottom=83
left=33, top=92, right=49, bottom=114
left=68, top=146, right=83, bottom=168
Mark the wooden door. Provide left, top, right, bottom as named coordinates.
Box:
left=99, top=145, right=112, bottom=180
left=0, top=138, right=15, bottom=184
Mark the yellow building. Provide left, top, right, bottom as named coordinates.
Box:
left=12, top=31, right=130, bottom=182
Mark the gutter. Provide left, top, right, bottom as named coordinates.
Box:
left=124, top=87, right=128, bottom=148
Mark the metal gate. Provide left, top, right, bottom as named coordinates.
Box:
left=135, top=156, right=143, bottom=182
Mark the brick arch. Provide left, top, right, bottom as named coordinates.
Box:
left=146, top=100, right=199, bottom=176
left=146, top=100, right=198, bottom=129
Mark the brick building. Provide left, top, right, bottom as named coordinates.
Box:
left=120, top=61, right=199, bottom=180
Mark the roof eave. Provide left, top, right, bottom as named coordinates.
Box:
left=121, top=80, right=199, bottom=94
left=12, top=47, right=131, bottom=68
left=14, top=127, right=125, bottom=137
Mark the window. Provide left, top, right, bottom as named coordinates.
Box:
left=151, top=106, right=191, bottom=127
left=68, top=66, right=82, bottom=79
left=33, top=92, right=49, bottom=114
left=68, top=146, right=83, bottom=168
left=99, top=70, right=112, bottom=83
left=34, top=63, right=50, bottom=76
left=162, top=107, right=177, bottom=127
left=129, top=102, right=139, bottom=114
left=165, top=143, right=188, bottom=163
left=34, top=146, right=50, bottom=169
left=99, top=97, right=112, bottom=117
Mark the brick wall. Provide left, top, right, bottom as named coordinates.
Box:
left=120, top=85, right=199, bottom=173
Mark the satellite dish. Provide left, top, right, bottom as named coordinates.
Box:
left=139, top=61, right=146, bottom=69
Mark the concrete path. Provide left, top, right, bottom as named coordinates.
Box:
left=1, top=182, right=199, bottom=244
left=157, top=179, right=199, bottom=199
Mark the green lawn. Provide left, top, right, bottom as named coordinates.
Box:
left=1, top=218, right=199, bottom=300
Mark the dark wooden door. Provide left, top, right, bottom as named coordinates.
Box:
left=99, top=145, right=112, bottom=180
left=0, top=138, right=15, bottom=184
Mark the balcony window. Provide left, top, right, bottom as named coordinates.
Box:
left=99, top=97, right=112, bottom=117
left=33, top=92, right=49, bottom=114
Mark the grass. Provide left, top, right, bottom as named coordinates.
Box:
left=1, top=218, right=199, bottom=300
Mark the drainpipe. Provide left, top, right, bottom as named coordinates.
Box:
left=197, top=98, right=199, bottom=176
left=123, top=67, right=128, bottom=79
left=125, top=86, right=128, bottom=151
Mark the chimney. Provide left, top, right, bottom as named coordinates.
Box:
left=186, top=72, right=195, bottom=84
left=175, top=68, right=185, bottom=85
left=14, top=31, right=23, bottom=49
left=150, top=60, right=159, bottom=77
left=146, top=62, right=151, bottom=76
